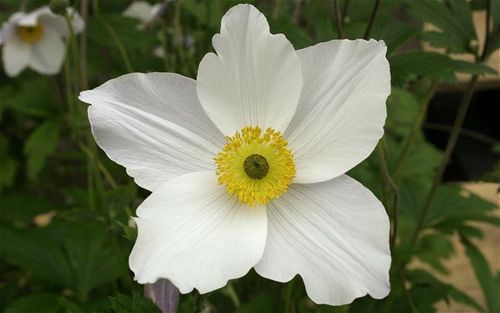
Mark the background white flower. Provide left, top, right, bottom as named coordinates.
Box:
left=80, top=4, right=391, bottom=306
left=123, top=1, right=166, bottom=27
left=0, top=6, right=84, bottom=77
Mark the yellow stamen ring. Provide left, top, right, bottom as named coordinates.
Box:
left=17, top=24, right=44, bottom=44
left=215, top=126, right=295, bottom=206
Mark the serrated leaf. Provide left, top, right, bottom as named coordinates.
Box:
left=460, top=235, right=499, bottom=313
left=407, top=0, right=477, bottom=54
left=406, top=269, right=485, bottom=313
left=109, top=293, right=161, bottom=313
left=417, top=233, right=454, bottom=274
left=24, top=119, right=60, bottom=180
left=390, top=51, right=497, bottom=85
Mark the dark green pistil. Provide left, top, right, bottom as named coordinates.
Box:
left=244, top=154, right=269, bottom=180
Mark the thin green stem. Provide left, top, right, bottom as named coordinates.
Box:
left=333, top=0, right=345, bottom=39
left=341, top=0, right=350, bottom=27
left=423, top=122, right=498, bottom=145
left=377, top=141, right=399, bottom=252
left=93, top=0, right=133, bottom=72
left=78, top=142, right=118, bottom=189
left=284, top=279, right=295, bottom=313
left=64, top=13, right=84, bottom=90
left=410, top=75, right=479, bottom=245
left=410, top=0, right=492, bottom=245
left=363, top=0, right=381, bottom=39
left=395, top=257, right=420, bottom=313
left=393, top=83, right=437, bottom=181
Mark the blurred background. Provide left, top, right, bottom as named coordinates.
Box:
left=0, top=0, right=498, bottom=312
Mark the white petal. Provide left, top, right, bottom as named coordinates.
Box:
left=2, top=36, right=30, bottom=77
left=123, top=1, right=155, bottom=23
left=79, top=73, right=226, bottom=191
left=197, top=4, right=302, bottom=136
left=129, top=171, right=267, bottom=294
left=38, top=8, right=85, bottom=38
left=286, top=39, right=390, bottom=184
left=0, top=12, right=24, bottom=44
left=17, top=6, right=52, bottom=26
left=255, top=175, right=391, bottom=305
left=28, top=26, right=65, bottom=75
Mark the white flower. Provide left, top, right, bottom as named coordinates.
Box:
left=123, top=1, right=165, bottom=26
left=80, top=4, right=391, bottom=305
left=0, top=6, right=84, bottom=77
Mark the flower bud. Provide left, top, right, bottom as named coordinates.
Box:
left=49, top=0, right=69, bottom=15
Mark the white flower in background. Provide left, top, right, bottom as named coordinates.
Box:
left=0, top=6, right=84, bottom=77
left=80, top=4, right=391, bottom=305
left=123, top=1, right=165, bottom=27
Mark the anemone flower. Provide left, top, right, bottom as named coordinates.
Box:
left=123, top=1, right=166, bottom=27
left=0, top=6, right=84, bottom=77
left=80, top=4, right=391, bottom=305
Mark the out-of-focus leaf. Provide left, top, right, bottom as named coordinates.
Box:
left=235, top=291, right=275, bottom=313
left=460, top=235, right=499, bottom=313
left=416, top=233, right=454, bottom=274
left=371, top=15, right=419, bottom=55
left=407, top=0, right=477, bottom=54
left=3, top=78, right=57, bottom=118
left=0, top=135, right=17, bottom=189
left=23, top=119, right=60, bottom=180
left=405, top=269, right=485, bottom=313
left=109, top=293, right=161, bottom=313
left=0, top=193, right=57, bottom=227
left=390, top=51, right=497, bottom=86
left=0, top=220, right=123, bottom=297
left=4, top=293, right=62, bottom=313
left=428, top=185, right=499, bottom=229
left=386, top=88, right=420, bottom=137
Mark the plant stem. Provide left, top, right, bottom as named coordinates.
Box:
left=393, top=83, right=437, bottom=181
left=377, top=141, right=399, bottom=252
left=363, top=0, right=381, bottom=39
left=80, top=0, right=89, bottom=89
left=333, top=0, right=345, bottom=39
left=341, top=0, right=350, bottom=27
left=410, top=0, right=492, bottom=245
left=410, top=75, right=479, bottom=245
left=92, top=0, right=134, bottom=72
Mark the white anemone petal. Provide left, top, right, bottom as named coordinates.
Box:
left=79, top=73, right=225, bottom=191
left=130, top=171, right=267, bottom=294
left=286, top=39, right=390, bottom=184
left=197, top=4, right=302, bottom=136
left=29, top=25, right=65, bottom=75
left=123, top=1, right=155, bottom=23
left=2, top=36, right=30, bottom=77
left=255, top=175, right=391, bottom=305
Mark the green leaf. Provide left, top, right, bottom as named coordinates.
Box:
left=0, top=134, right=17, bottom=188
left=5, top=293, right=62, bottom=313
left=109, top=293, right=161, bottom=313
left=0, top=220, right=123, bottom=297
left=24, top=119, right=60, bottom=180
left=390, top=51, right=497, bottom=85
left=406, top=269, right=485, bottom=313
left=417, top=233, right=454, bottom=274
left=460, top=235, right=499, bottom=313
left=407, top=0, right=477, bottom=54
left=386, top=88, right=420, bottom=138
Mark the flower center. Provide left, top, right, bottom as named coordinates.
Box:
left=215, top=126, right=295, bottom=206
left=244, top=154, right=269, bottom=179
left=17, top=24, right=44, bottom=44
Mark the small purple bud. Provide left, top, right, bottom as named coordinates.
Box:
left=145, top=279, right=180, bottom=313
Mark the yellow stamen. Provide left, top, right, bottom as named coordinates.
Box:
left=17, top=24, right=44, bottom=44
left=215, top=126, right=295, bottom=206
